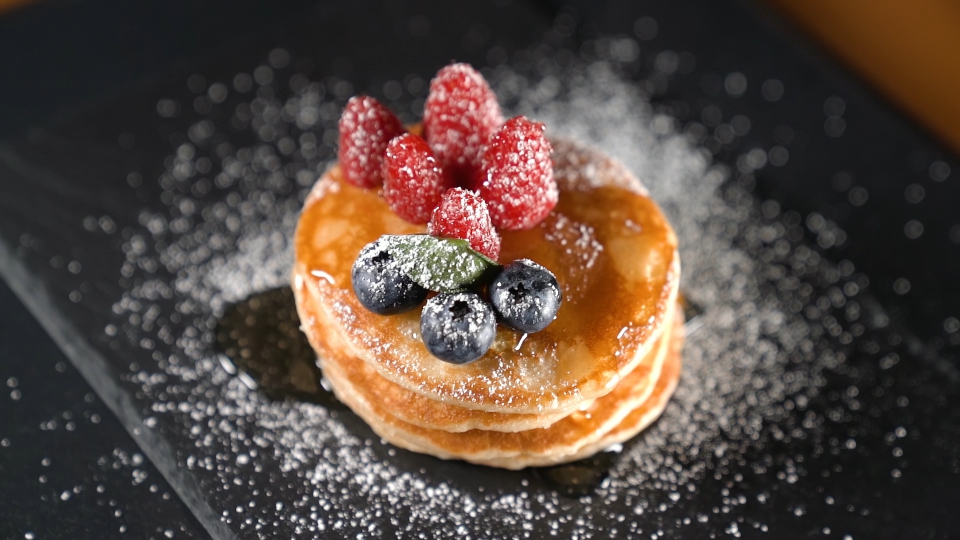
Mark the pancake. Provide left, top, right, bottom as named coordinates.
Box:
left=297, top=263, right=574, bottom=432
left=293, top=139, right=680, bottom=415
left=319, top=298, right=674, bottom=435
left=323, top=307, right=683, bottom=469
left=499, top=313, right=685, bottom=468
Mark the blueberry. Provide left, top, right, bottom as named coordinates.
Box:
left=489, top=259, right=562, bottom=333
left=420, top=292, right=497, bottom=364
left=351, top=239, right=428, bottom=314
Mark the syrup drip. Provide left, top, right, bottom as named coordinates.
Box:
left=531, top=380, right=686, bottom=498
left=678, top=294, right=705, bottom=336
left=215, top=287, right=339, bottom=408
left=215, top=277, right=688, bottom=489
left=532, top=452, right=616, bottom=497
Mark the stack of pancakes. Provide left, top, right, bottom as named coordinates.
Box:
left=293, top=139, right=682, bottom=469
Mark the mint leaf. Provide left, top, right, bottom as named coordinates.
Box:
left=380, top=235, right=500, bottom=292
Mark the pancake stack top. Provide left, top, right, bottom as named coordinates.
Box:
left=291, top=64, right=682, bottom=468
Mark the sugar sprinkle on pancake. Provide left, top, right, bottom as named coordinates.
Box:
left=294, top=139, right=679, bottom=414
left=292, top=63, right=682, bottom=468
left=320, top=303, right=679, bottom=467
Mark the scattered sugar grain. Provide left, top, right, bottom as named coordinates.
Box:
left=108, top=44, right=889, bottom=537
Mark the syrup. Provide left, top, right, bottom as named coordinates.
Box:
left=293, top=141, right=679, bottom=413
left=215, top=287, right=340, bottom=408
left=533, top=452, right=615, bottom=497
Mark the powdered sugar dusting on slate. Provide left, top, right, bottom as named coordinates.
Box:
left=109, top=44, right=893, bottom=538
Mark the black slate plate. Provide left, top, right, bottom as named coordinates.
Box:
left=0, top=279, right=207, bottom=539
left=1, top=1, right=959, bottom=539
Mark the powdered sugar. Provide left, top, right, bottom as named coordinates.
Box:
left=428, top=188, right=501, bottom=261
left=420, top=292, right=497, bottom=364
left=379, top=234, right=494, bottom=293
left=351, top=238, right=428, bottom=314
left=489, top=259, right=561, bottom=334
left=478, top=116, right=558, bottom=230
left=105, top=42, right=902, bottom=538
left=338, top=95, right=405, bottom=188
left=424, top=63, right=503, bottom=175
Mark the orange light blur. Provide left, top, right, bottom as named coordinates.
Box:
left=0, top=0, right=33, bottom=13
left=769, top=0, right=960, bottom=155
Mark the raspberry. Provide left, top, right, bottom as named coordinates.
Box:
left=338, top=96, right=405, bottom=188
left=477, top=116, right=558, bottom=230
left=428, top=188, right=501, bottom=261
left=423, top=63, right=503, bottom=184
left=383, top=133, right=454, bottom=224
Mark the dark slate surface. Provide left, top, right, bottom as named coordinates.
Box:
left=0, top=0, right=958, bottom=539
left=0, top=279, right=206, bottom=539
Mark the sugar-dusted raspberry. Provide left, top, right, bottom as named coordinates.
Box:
left=477, top=116, right=558, bottom=230
left=383, top=133, right=454, bottom=224
left=428, top=188, right=501, bottom=261
left=423, top=63, right=503, bottom=183
left=338, top=96, right=405, bottom=188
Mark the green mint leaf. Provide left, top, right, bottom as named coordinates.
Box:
left=380, top=235, right=500, bottom=292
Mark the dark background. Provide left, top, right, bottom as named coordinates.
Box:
left=1, top=0, right=958, bottom=538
